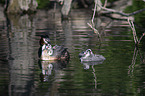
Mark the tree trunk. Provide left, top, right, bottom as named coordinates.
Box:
left=61, top=0, right=72, bottom=18
left=6, top=0, right=38, bottom=14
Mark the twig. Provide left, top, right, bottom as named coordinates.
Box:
left=138, top=32, right=145, bottom=44
left=128, top=18, right=138, bottom=44
left=91, top=0, right=103, bottom=25
left=87, top=23, right=99, bottom=35
left=128, top=18, right=145, bottom=45
left=100, top=5, right=145, bottom=17
left=91, top=2, right=97, bottom=25
left=103, top=0, right=108, bottom=8
left=128, top=47, right=138, bottom=77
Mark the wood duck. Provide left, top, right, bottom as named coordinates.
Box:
left=79, top=49, right=105, bottom=62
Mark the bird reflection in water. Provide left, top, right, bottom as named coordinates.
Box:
left=79, top=49, right=105, bottom=69
left=39, top=60, right=69, bottom=82
left=82, top=61, right=104, bottom=70
left=79, top=49, right=105, bottom=89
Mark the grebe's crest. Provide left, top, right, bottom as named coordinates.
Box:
left=39, top=35, right=50, bottom=46
left=85, top=49, right=93, bottom=56
left=79, top=49, right=93, bottom=58
left=43, top=38, right=50, bottom=44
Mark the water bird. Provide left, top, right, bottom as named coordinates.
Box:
left=79, top=49, right=105, bottom=62
left=38, top=35, right=70, bottom=61
left=39, top=44, right=70, bottom=61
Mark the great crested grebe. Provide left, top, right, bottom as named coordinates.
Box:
left=38, top=35, right=70, bottom=61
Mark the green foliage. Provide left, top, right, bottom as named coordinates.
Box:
left=124, top=0, right=145, bottom=27
left=124, top=5, right=134, bottom=13
left=36, top=0, right=50, bottom=9
left=124, top=0, right=145, bottom=48
left=132, top=0, right=145, bottom=25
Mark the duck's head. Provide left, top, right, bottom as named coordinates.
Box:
left=40, top=35, right=50, bottom=46
left=79, top=49, right=93, bottom=58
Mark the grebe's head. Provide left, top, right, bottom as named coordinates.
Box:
left=79, top=49, right=93, bottom=58
left=85, top=49, right=93, bottom=57
left=43, top=38, right=50, bottom=44
left=40, top=35, right=50, bottom=46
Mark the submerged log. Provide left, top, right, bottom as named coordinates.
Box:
left=6, top=0, right=38, bottom=14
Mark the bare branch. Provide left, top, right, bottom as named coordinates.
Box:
left=91, top=2, right=97, bottom=25
left=102, top=7, right=145, bottom=16
left=87, top=23, right=100, bottom=35
left=103, top=0, right=108, bottom=8
left=92, top=0, right=102, bottom=25
left=98, top=3, right=145, bottom=17
left=94, top=0, right=102, bottom=12
left=128, top=18, right=138, bottom=44
left=138, top=32, right=145, bottom=44
left=128, top=18, right=145, bottom=45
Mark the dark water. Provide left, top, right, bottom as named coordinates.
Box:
left=0, top=8, right=145, bottom=96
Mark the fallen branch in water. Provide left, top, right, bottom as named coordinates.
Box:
left=128, top=18, right=138, bottom=44
left=91, top=0, right=102, bottom=25
left=87, top=23, right=99, bottom=35
left=138, top=32, right=145, bottom=44
left=88, top=0, right=104, bottom=35
left=101, top=7, right=145, bottom=17
left=128, top=18, right=145, bottom=45
left=93, top=0, right=145, bottom=17
left=91, top=1, right=97, bottom=25
left=103, top=0, right=108, bottom=8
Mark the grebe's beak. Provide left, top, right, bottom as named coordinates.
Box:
left=79, top=51, right=85, bottom=58
left=43, top=38, right=50, bottom=44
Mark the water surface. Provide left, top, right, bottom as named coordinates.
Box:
left=0, top=8, right=145, bottom=96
